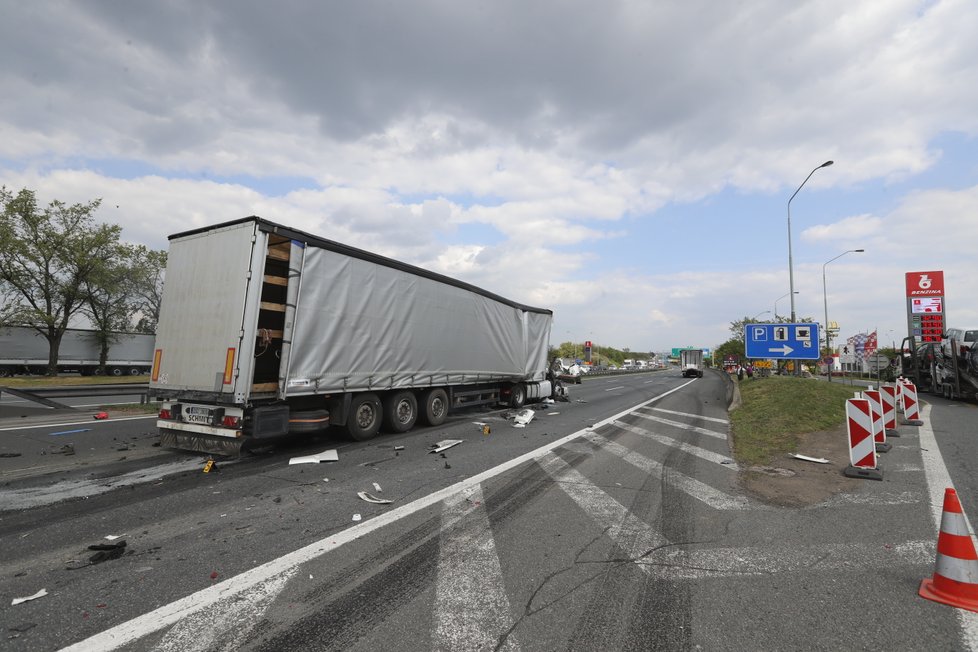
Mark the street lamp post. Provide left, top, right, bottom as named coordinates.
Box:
left=822, top=249, right=865, bottom=382
left=774, top=292, right=798, bottom=321
left=752, top=310, right=771, bottom=321
left=788, top=160, right=833, bottom=375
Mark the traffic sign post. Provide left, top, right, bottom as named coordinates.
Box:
left=744, top=323, right=821, bottom=360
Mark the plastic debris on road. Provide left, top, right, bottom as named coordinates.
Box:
left=289, top=449, right=339, bottom=465
left=430, top=440, right=463, bottom=453
left=372, top=482, right=383, bottom=492
left=93, top=412, right=109, bottom=420
left=790, top=453, right=830, bottom=464
left=352, top=513, right=362, bottom=521
left=512, top=409, right=535, bottom=428
left=11, top=589, right=47, bottom=606
left=357, top=491, right=393, bottom=505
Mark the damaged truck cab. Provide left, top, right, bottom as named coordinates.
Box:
left=150, top=217, right=555, bottom=455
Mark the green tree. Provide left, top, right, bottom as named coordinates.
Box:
left=0, top=187, right=121, bottom=375
left=84, top=243, right=141, bottom=374
left=129, top=246, right=167, bottom=334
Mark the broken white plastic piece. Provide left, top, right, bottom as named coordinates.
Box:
left=352, top=513, right=362, bottom=521
left=11, top=589, right=47, bottom=606
left=372, top=482, right=382, bottom=493
left=791, top=453, right=830, bottom=464
left=430, top=440, right=463, bottom=453
left=358, top=491, right=393, bottom=505
left=104, top=534, right=124, bottom=541
left=513, top=409, right=535, bottom=428
left=289, top=449, right=339, bottom=465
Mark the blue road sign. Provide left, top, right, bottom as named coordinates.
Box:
left=744, top=323, right=820, bottom=360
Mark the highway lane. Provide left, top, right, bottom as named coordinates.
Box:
left=2, top=370, right=974, bottom=650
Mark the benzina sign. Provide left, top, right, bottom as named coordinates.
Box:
left=905, top=270, right=944, bottom=297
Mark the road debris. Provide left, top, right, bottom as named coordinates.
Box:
left=547, top=412, right=560, bottom=416
left=393, top=445, right=405, bottom=451
left=59, top=444, right=75, bottom=456
left=357, top=491, right=393, bottom=505
left=50, top=428, right=90, bottom=436
left=94, top=412, right=109, bottom=420
left=104, top=534, right=125, bottom=541
left=11, top=589, right=47, bottom=606
left=352, top=513, right=362, bottom=521
left=289, top=449, right=339, bottom=465
left=202, top=459, right=217, bottom=473
left=512, top=409, right=535, bottom=428
left=0, top=452, right=22, bottom=458
left=87, top=540, right=127, bottom=564
left=790, top=454, right=830, bottom=464
left=372, top=482, right=382, bottom=492
left=430, top=440, right=463, bottom=453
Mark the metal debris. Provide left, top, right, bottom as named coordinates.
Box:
left=790, top=454, right=830, bottom=464
left=357, top=491, right=393, bottom=505
left=289, top=449, right=339, bottom=465
left=430, top=440, right=463, bottom=453
left=11, top=590, right=47, bottom=606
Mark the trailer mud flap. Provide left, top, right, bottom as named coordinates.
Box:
left=160, top=429, right=244, bottom=457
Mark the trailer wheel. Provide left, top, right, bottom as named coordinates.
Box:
left=128, top=366, right=142, bottom=376
left=508, top=383, right=526, bottom=408
left=383, top=391, right=418, bottom=433
left=347, top=393, right=382, bottom=441
left=109, top=366, right=124, bottom=377
left=420, top=388, right=449, bottom=427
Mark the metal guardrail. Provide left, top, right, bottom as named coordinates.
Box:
left=0, top=383, right=151, bottom=406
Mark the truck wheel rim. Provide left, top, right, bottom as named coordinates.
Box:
left=396, top=400, right=413, bottom=424
left=356, top=405, right=375, bottom=428
left=431, top=397, right=445, bottom=418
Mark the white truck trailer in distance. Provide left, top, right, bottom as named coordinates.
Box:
left=149, top=217, right=555, bottom=455
left=680, top=349, right=704, bottom=378
left=0, top=326, right=153, bottom=376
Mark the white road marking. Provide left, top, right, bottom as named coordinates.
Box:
left=605, top=386, right=625, bottom=392
left=643, top=406, right=729, bottom=424
left=629, top=411, right=728, bottom=441
left=581, top=431, right=751, bottom=510
left=611, top=420, right=737, bottom=469
left=434, top=486, right=518, bottom=651
left=152, top=569, right=297, bottom=652
left=917, top=404, right=978, bottom=650
left=538, top=452, right=670, bottom=557
left=60, top=380, right=698, bottom=651
left=0, top=414, right=157, bottom=432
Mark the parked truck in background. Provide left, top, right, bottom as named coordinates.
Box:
left=680, top=349, right=704, bottom=378
left=149, top=217, right=557, bottom=456
left=0, top=326, right=153, bottom=377
left=900, top=335, right=978, bottom=402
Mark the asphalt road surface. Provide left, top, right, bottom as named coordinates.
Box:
left=2, top=371, right=977, bottom=650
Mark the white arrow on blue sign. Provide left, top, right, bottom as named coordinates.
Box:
left=744, top=323, right=820, bottom=360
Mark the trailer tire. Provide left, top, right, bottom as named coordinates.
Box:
left=128, top=366, right=142, bottom=376
left=383, top=391, right=418, bottom=433
left=289, top=409, right=330, bottom=435
left=508, top=383, right=526, bottom=409
left=420, top=388, right=449, bottom=427
left=347, top=393, right=382, bottom=441
left=109, top=366, right=124, bottom=377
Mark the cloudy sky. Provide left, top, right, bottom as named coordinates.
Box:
left=2, top=0, right=976, bottom=355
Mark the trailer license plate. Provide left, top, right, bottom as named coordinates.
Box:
left=185, top=407, right=212, bottom=424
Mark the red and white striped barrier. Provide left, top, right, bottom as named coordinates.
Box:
left=844, top=394, right=882, bottom=480
left=881, top=384, right=899, bottom=436
left=902, top=381, right=924, bottom=426
left=863, top=388, right=890, bottom=453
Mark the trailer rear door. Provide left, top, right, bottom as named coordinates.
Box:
left=150, top=220, right=266, bottom=403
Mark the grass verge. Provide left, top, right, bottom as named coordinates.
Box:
left=730, top=376, right=860, bottom=466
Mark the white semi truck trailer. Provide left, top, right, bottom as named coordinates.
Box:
left=150, top=217, right=556, bottom=455
left=0, top=326, right=153, bottom=377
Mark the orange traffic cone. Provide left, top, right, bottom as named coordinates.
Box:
left=919, top=488, right=978, bottom=612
